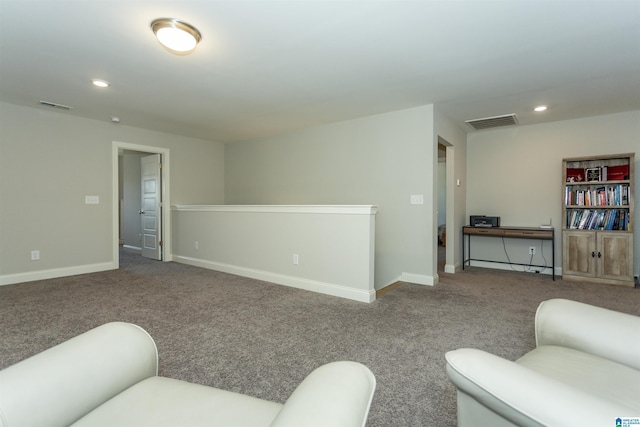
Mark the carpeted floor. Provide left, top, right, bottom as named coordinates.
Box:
left=1, top=248, right=639, bottom=426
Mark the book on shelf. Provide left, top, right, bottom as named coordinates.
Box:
left=564, top=184, right=630, bottom=207
left=565, top=208, right=629, bottom=231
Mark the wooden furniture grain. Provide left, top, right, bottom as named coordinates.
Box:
left=562, top=153, right=635, bottom=286
left=462, top=226, right=555, bottom=280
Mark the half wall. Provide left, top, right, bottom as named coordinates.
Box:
left=171, top=205, right=377, bottom=302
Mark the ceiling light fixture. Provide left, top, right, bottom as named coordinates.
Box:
left=91, top=79, right=110, bottom=88
left=151, top=18, right=201, bottom=54
left=534, top=105, right=548, bottom=112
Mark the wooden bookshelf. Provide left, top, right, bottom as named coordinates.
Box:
left=562, top=153, right=634, bottom=286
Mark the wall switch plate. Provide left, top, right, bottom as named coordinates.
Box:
left=410, top=195, right=424, bottom=205
left=85, top=195, right=99, bottom=204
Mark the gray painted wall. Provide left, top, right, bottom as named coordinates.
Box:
left=467, top=110, right=640, bottom=277
left=0, top=102, right=225, bottom=281
left=224, top=105, right=439, bottom=288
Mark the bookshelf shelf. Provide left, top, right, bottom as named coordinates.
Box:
left=562, top=153, right=634, bottom=286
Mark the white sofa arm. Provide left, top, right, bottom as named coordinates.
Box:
left=270, top=361, right=376, bottom=427
left=535, top=299, right=640, bottom=370
left=445, top=348, right=631, bottom=427
left=0, top=322, right=158, bottom=427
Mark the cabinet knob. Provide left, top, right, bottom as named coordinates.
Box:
left=598, top=251, right=602, bottom=258
left=591, top=251, right=595, bottom=258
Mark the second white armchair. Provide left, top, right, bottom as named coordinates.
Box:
left=446, top=298, right=640, bottom=427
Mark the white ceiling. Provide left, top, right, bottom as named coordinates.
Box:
left=1, top=0, right=639, bottom=143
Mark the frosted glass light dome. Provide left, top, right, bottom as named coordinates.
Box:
left=151, top=18, right=201, bottom=53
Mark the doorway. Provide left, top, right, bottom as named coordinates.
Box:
left=112, top=141, right=171, bottom=268
left=437, top=136, right=457, bottom=274
left=437, top=142, right=447, bottom=272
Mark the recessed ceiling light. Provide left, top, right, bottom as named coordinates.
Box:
left=533, top=105, right=548, bottom=112
left=91, top=79, right=110, bottom=88
left=151, top=18, right=202, bottom=54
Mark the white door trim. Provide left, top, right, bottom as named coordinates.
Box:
left=112, top=141, right=171, bottom=268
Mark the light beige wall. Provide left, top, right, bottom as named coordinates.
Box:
left=467, top=110, right=640, bottom=277
left=0, top=102, right=225, bottom=282
left=225, top=105, right=436, bottom=288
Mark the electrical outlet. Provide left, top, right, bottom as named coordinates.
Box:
left=410, top=194, right=424, bottom=205
left=529, top=246, right=536, bottom=255
left=84, top=195, right=99, bottom=204
left=194, top=241, right=199, bottom=250
left=31, top=250, right=40, bottom=261
left=293, top=254, right=299, bottom=265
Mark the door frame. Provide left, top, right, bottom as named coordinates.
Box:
left=437, top=135, right=456, bottom=274
left=112, top=141, right=171, bottom=267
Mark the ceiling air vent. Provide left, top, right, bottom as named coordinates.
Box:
left=39, top=100, right=73, bottom=111
left=465, top=113, right=518, bottom=130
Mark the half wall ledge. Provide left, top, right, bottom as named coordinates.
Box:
left=171, top=205, right=378, bottom=302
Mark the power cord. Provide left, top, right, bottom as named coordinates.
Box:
left=501, top=237, right=549, bottom=273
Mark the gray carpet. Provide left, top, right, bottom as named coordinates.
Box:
left=1, top=248, right=639, bottom=426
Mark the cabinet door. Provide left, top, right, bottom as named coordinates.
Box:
left=563, top=231, right=596, bottom=278
left=597, top=232, right=634, bottom=282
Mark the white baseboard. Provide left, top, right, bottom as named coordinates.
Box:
left=0, top=262, right=116, bottom=286
left=122, top=245, right=142, bottom=252
left=444, top=263, right=460, bottom=274
left=400, top=272, right=437, bottom=286
left=173, top=255, right=376, bottom=303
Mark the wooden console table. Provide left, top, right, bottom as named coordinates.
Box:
left=462, top=226, right=555, bottom=280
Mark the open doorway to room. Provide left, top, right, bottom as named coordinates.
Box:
left=112, top=141, right=171, bottom=268
left=437, top=142, right=447, bottom=273
left=437, top=135, right=457, bottom=275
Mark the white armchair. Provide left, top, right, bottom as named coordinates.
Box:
left=445, top=298, right=640, bottom=427
left=0, top=322, right=376, bottom=427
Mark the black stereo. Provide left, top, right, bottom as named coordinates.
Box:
left=470, top=215, right=500, bottom=227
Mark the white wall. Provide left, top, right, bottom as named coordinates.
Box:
left=0, top=102, right=225, bottom=284
left=466, top=110, right=640, bottom=277
left=225, top=105, right=437, bottom=289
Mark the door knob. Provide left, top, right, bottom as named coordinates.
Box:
left=138, top=210, right=145, bottom=214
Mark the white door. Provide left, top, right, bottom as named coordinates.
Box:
left=140, top=154, right=162, bottom=260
